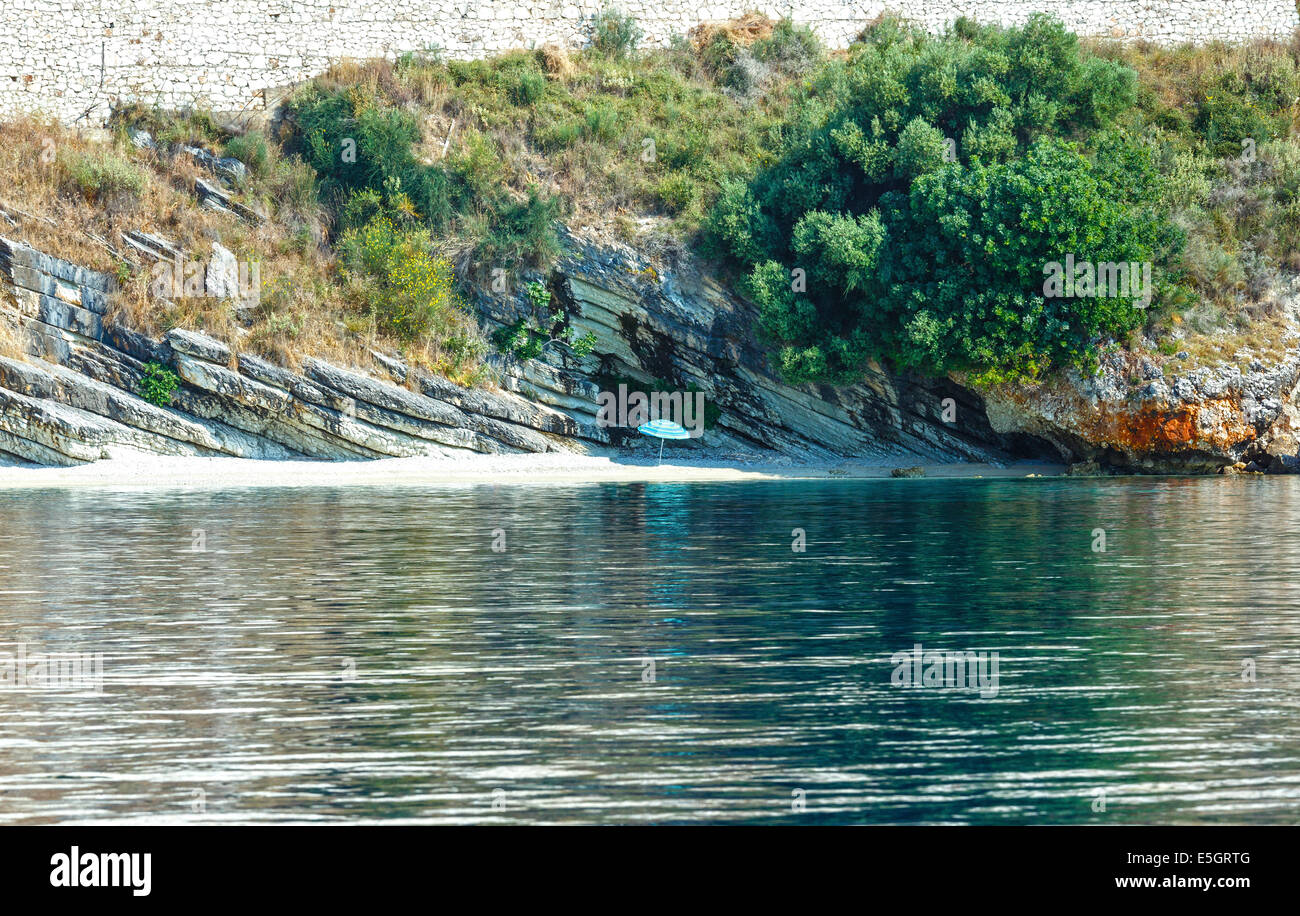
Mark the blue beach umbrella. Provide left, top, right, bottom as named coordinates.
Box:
left=637, top=419, right=691, bottom=465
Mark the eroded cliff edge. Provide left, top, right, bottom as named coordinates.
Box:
left=1, top=227, right=1297, bottom=473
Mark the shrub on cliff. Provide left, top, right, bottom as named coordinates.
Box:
left=492, top=280, right=597, bottom=361
left=222, top=132, right=272, bottom=180
left=1194, top=54, right=1299, bottom=159
left=290, top=87, right=458, bottom=232
left=1114, top=38, right=1300, bottom=354
left=60, top=148, right=146, bottom=206
left=871, top=137, right=1172, bottom=381
left=591, top=7, right=643, bottom=60
left=692, top=14, right=824, bottom=100
left=335, top=212, right=488, bottom=383
left=287, top=83, right=561, bottom=273
left=137, top=362, right=180, bottom=408
left=338, top=215, right=461, bottom=340
left=707, top=14, right=1180, bottom=384
left=751, top=18, right=823, bottom=75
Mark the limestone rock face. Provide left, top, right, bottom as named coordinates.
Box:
left=979, top=317, right=1300, bottom=473
left=0, top=236, right=608, bottom=466
left=1, top=229, right=1297, bottom=473
left=474, top=227, right=1051, bottom=465
left=472, top=227, right=1299, bottom=472
left=203, top=243, right=241, bottom=301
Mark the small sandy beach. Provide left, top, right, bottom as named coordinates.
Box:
left=0, top=451, right=1066, bottom=489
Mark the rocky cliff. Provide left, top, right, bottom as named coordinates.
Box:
left=479, top=227, right=1052, bottom=464
left=0, top=234, right=609, bottom=466
left=980, top=294, right=1300, bottom=474
left=2, top=227, right=1298, bottom=474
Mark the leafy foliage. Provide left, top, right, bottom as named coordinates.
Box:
left=286, top=82, right=562, bottom=273
left=591, top=7, right=643, bottom=60
left=708, top=15, right=1181, bottom=383
left=1111, top=37, right=1300, bottom=360
left=337, top=215, right=468, bottom=346
left=492, top=280, right=597, bottom=360
left=137, top=362, right=180, bottom=407
left=289, top=87, right=455, bottom=232
left=60, top=148, right=147, bottom=203
left=1194, top=55, right=1299, bottom=158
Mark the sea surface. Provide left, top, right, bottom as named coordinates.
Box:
left=1, top=476, right=1298, bottom=824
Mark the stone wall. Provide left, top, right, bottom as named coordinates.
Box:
left=1, top=2, right=1297, bottom=124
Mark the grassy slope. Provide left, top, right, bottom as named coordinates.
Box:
left=1093, top=34, right=1300, bottom=370
left=1, top=14, right=1298, bottom=387
left=0, top=17, right=803, bottom=383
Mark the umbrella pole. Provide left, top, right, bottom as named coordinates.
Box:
left=658, top=438, right=664, bottom=466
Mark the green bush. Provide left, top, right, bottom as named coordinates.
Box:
left=223, top=131, right=272, bottom=180
left=873, top=138, right=1173, bottom=379
left=290, top=87, right=455, bottom=231
left=591, top=7, right=642, bottom=60
left=655, top=170, right=700, bottom=215
left=137, top=362, right=180, bottom=407
left=477, top=189, right=564, bottom=269
left=337, top=215, right=464, bottom=341
left=699, top=33, right=741, bottom=82
left=446, top=129, right=504, bottom=200
left=287, top=85, right=561, bottom=267
left=61, top=149, right=146, bottom=202
left=893, top=117, right=948, bottom=181
left=701, top=178, right=777, bottom=263
left=507, top=67, right=547, bottom=106
left=492, top=280, right=596, bottom=360
left=493, top=317, right=547, bottom=360
left=707, top=15, right=1180, bottom=383
left=534, top=116, right=585, bottom=152
left=751, top=19, right=824, bottom=75
left=583, top=102, right=621, bottom=142
left=1197, top=61, right=1299, bottom=157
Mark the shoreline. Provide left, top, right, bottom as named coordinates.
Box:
left=0, top=452, right=1070, bottom=490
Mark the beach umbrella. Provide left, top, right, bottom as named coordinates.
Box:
left=637, top=419, right=691, bottom=465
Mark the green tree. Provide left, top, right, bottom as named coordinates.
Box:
left=706, top=14, right=1176, bottom=384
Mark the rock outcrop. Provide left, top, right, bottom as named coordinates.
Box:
left=0, top=235, right=607, bottom=466
left=477, top=227, right=1050, bottom=464
left=2, top=226, right=1298, bottom=473
left=474, top=226, right=1300, bottom=473
left=980, top=309, right=1300, bottom=473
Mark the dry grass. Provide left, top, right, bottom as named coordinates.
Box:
left=688, top=11, right=775, bottom=50
left=1071, top=32, right=1300, bottom=370
left=1087, top=35, right=1300, bottom=134
left=282, top=31, right=796, bottom=270
left=1172, top=311, right=1296, bottom=371
left=306, top=56, right=449, bottom=108
left=0, top=120, right=128, bottom=272
left=0, top=306, right=22, bottom=361
left=0, top=116, right=483, bottom=380
left=538, top=44, right=575, bottom=80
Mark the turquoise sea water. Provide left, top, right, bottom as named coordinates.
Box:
left=1, top=477, right=1298, bottom=824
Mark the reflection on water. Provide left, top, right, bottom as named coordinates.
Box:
left=1, top=477, right=1299, bottom=824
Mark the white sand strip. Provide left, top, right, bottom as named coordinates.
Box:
left=0, top=452, right=1065, bottom=489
